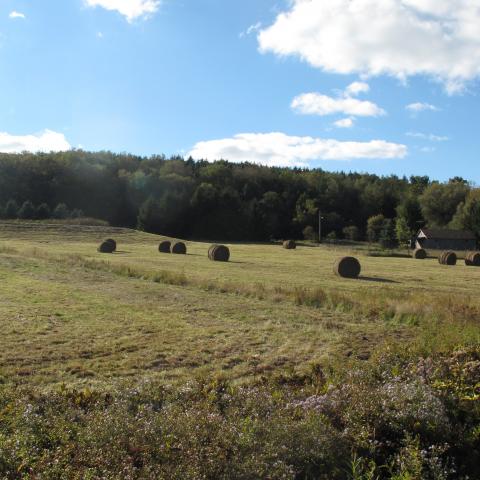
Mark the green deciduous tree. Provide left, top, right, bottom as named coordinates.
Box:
left=379, top=218, right=397, bottom=249
left=366, top=214, right=385, bottom=243
left=396, top=195, right=423, bottom=232
left=137, top=197, right=161, bottom=232
left=419, top=182, right=469, bottom=227
left=450, top=189, right=480, bottom=237
left=395, top=216, right=411, bottom=249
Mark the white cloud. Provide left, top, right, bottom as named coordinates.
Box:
left=406, top=132, right=449, bottom=141
left=345, top=81, right=370, bottom=97
left=85, top=0, right=160, bottom=22
left=9, top=11, right=25, bottom=19
left=292, top=93, right=385, bottom=117
left=0, top=130, right=71, bottom=153
left=333, top=118, right=355, bottom=128
left=420, top=146, right=436, bottom=153
left=240, top=22, right=262, bottom=38
left=187, top=132, right=407, bottom=167
left=406, top=102, right=439, bottom=113
left=258, top=0, right=480, bottom=93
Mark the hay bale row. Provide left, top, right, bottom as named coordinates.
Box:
left=158, top=240, right=187, bottom=254
left=465, top=251, right=480, bottom=266
left=283, top=239, right=296, bottom=250
left=438, top=251, right=457, bottom=265
left=208, top=244, right=230, bottom=262
left=334, top=256, right=361, bottom=279
left=413, top=248, right=427, bottom=259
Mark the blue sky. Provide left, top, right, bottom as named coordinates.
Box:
left=0, top=0, right=479, bottom=182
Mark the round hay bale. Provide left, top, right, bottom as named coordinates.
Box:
left=104, top=238, right=116, bottom=251
left=208, top=244, right=216, bottom=259
left=439, top=251, right=456, bottom=265
left=171, top=241, right=187, bottom=255
left=465, top=251, right=480, bottom=266
left=334, top=256, right=361, bottom=279
left=158, top=240, right=171, bottom=253
left=283, top=239, right=296, bottom=250
left=413, top=248, right=427, bottom=259
left=98, top=240, right=115, bottom=253
left=208, top=244, right=230, bottom=262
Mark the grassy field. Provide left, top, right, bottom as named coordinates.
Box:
left=1, top=222, right=479, bottom=478
left=0, top=221, right=478, bottom=389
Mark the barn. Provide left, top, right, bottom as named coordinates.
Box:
left=415, top=228, right=477, bottom=251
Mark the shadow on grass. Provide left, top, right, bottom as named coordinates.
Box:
left=358, top=276, right=399, bottom=284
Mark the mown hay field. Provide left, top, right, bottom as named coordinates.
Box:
left=0, top=222, right=479, bottom=390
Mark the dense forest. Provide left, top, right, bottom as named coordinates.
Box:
left=0, top=151, right=478, bottom=243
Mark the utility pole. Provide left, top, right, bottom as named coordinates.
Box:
left=318, top=209, right=323, bottom=243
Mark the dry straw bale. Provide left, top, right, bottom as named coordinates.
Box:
left=171, top=241, right=187, bottom=255
left=104, top=238, right=117, bottom=251
left=413, top=248, right=427, bottom=259
left=208, top=244, right=230, bottom=262
left=208, top=244, right=216, bottom=258
left=465, top=251, right=480, bottom=266
left=158, top=240, right=171, bottom=253
left=98, top=241, right=115, bottom=254
left=438, top=251, right=457, bottom=265
left=283, top=240, right=296, bottom=250
left=334, top=256, right=361, bottom=279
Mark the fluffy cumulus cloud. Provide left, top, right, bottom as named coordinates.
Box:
left=187, top=132, right=407, bottom=167
left=292, top=93, right=385, bottom=117
left=85, top=0, right=160, bottom=22
left=0, top=130, right=71, bottom=153
left=345, top=81, right=370, bottom=96
left=9, top=11, right=25, bottom=19
left=406, top=102, right=439, bottom=113
left=258, top=0, right=480, bottom=93
left=334, top=118, right=355, bottom=128
left=292, top=82, right=384, bottom=118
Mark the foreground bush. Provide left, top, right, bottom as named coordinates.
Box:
left=0, top=347, right=478, bottom=479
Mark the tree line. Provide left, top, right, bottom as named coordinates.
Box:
left=0, top=151, right=478, bottom=243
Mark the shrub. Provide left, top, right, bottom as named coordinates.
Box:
left=302, top=225, right=318, bottom=242
left=36, top=203, right=51, bottom=219
left=3, top=199, right=19, bottom=219
left=53, top=203, right=70, bottom=219
left=342, top=225, right=359, bottom=241
left=18, top=200, right=36, bottom=219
